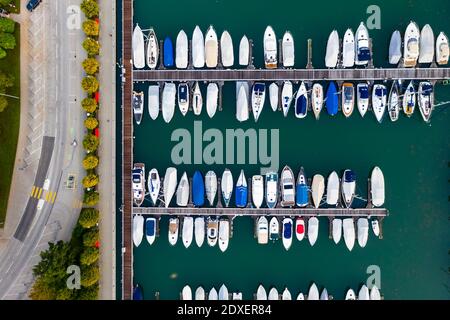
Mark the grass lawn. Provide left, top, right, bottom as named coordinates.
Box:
left=0, top=25, right=20, bottom=226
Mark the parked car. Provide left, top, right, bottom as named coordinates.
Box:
left=26, top=0, right=42, bottom=12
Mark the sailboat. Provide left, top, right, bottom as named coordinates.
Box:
left=436, top=32, right=449, bottom=65
left=357, top=218, right=369, bottom=248
left=194, top=217, right=205, bottom=247
left=280, top=166, right=295, bottom=207
left=295, top=217, right=305, bottom=241
left=311, top=174, right=325, bottom=209
left=257, top=216, right=269, bottom=244
left=192, top=170, right=205, bottom=207
left=176, top=172, right=189, bottom=207
left=372, top=84, right=387, bottom=123
left=182, top=217, right=194, bottom=248
left=148, top=85, right=159, bottom=120
left=251, top=82, right=266, bottom=122
left=265, top=172, right=278, bottom=209
left=403, top=81, right=416, bottom=117
left=163, top=36, right=174, bottom=68
left=269, top=217, right=279, bottom=241
left=221, top=169, right=233, bottom=207
left=332, top=218, right=342, bottom=244
left=168, top=217, right=179, bottom=246
left=403, top=21, right=420, bottom=67
left=325, top=30, right=339, bottom=68
left=389, top=30, right=402, bottom=65
left=388, top=82, right=400, bottom=122
left=264, top=26, right=277, bottom=69
left=146, top=28, right=159, bottom=69
left=175, top=30, right=188, bottom=69
left=326, top=82, right=338, bottom=116
left=326, top=171, right=339, bottom=206
left=312, top=83, right=323, bottom=119
left=341, top=169, right=356, bottom=208
left=163, top=167, right=177, bottom=208
left=256, top=285, right=267, bottom=300
left=162, top=82, right=176, bottom=123
left=342, top=28, right=355, bottom=67
left=236, top=82, right=249, bottom=122
left=235, top=170, right=248, bottom=208
left=239, top=35, right=249, bottom=66
left=220, top=31, right=234, bottom=68
left=371, top=166, right=385, bottom=207
left=419, top=24, right=434, bottom=64
left=133, top=215, right=144, bottom=247
left=205, top=26, right=218, bottom=68
left=147, top=168, right=160, bottom=206
left=355, top=22, right=371, bottom=66
left=192, top=26, right=205, bottom=68
left=281, top=81, right=293, bottom=116
left=132, top=163, right=145, bottom=207
left=218, top=219, right=230, bottom=252
left=308, top=217, right=319, bottom=246
left=282, top=218, right=293, bottom=250
left=192, top=82, right=203, bottom=115
left=294, top=82, right=308, bottom=119
left=341, top=82, right=354, bottom=117
left=133, top=91, right=144, bottom=125
left=282, top=31, right=295, bottom=67
left=343, top=218, right=355, bottom=251
left=177, top=83, right=189, bottom=116
left=132, top=24, right=145, bottom=69
left=206, top=83, right=219, bottom=118
left=269, top=83, right=279, bottom=111
left=206, top=217, right=219, bottom=247
left=205, top=171, right=217, bottom=206
left=418, top=81, right=433, bottom=122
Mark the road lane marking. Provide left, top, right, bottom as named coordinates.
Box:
left=31, top=186, right=36, bottom=197
left=51, top=192, right=57, bottom=203
left=37, top=188, right=43, bottom=199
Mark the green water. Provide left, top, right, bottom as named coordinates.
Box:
left=126, top=0, right=450, bottom=299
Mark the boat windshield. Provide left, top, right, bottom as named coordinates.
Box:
left=358, top=86, right=369, bottom=98
left=422, top=84, right=433, bottom=95
left=344, top=87, right=353, bottom=100
left=132, top=174, right=141, bottom=183
left=344, top=170, right=356, bottom=182
left=358, top=47, right=371, bottom=61
left=283, top=223, right=292, bottom=238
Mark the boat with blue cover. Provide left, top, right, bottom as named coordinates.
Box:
left=325, top=82, right=338, bottom=116
left=235, top=170, right=248, bottom=208
left=296, top=167, right=308, bottom=207
left=294, top=82, right=308, bottom=118
left=357, top=83, right=369, bottom=117
left=133, top=284, right=143, bottom=300
left=192, top=171, right=205, bottom=207
left=163, top=36, right=174, bottom=68
left=145, top=217, right=156, bottom=245
left=342, top=169, right=356, bottom=208
left=282, top=218, right=293, bottom=250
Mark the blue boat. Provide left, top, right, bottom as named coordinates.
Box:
left=235, top=170, right=248, bottom=208
left=163, top=36, right=174, bottom=68
left=133, top=284, right=143, bottom=300
left=192, top=171, right=205, bottom=207
left=296, top=167, right=308, bottom=207
left=326, top=82, right=338, bottom=116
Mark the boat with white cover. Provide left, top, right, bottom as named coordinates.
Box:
left=389, top=30, right=402, bottom=65
left=252, top=175, right=264, bottom=209
left=194, top=217, right=205, bottom=247
left=326, top=171, right=339, bottom=206
left=192, top=26, right=205, bottom=68
left=343, top=218, right=355, bottom=251
left=162, top=83, right=176, bottom=123
left=206, top=83, right=219, bottom=118
left=182, top=217, right=194, bottom=248
left=325, top=30, right=339, bottom=68
left=269, top=83, right=278, bottom=111
left=176, top=172, right=189, bottom=206
left=357, top=218, right=369, bottom=248
left=175, top=30, right=188, bottom=69
left=282, top=31, right=295, bottom=67
left=205, top=26, right=218, bottom=68
left=307, top=283, right=319, bottom=300
left=148, top=85, right=159, bottom=120
left=239, top=35, right=249, bottom=66
left=132, top=24, right=145, bottom=69
left=419, top=24, right=434, bottom=64
left=163, top=167, right=177, bottom=207
left=133, top=215, right=144, bottom=247
left=308, top=217, right=319, bottom=246
left=220, top=31, right=234, bottom=68
left=342, top=28, right=355, bottom=67
left=371, top=166, right=385, bottom=207
left=332, top=218, right=342, bottom=244
left=205, top=171, right=218, bottom=206
left=236, top=83, right=249, bottom=122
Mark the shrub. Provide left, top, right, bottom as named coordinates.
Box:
left=0, top=96, right=7, bottom=112
left=83, top=227, right=99, bottom=247
left=80, top=0, right=99, bottom=18
left=0, top=18, right=15, bottom=33
left=82, top=37, right=100, bottom=56
left=83, top=133, right=99, bottom=152
left=81, top=97, right=97, bottom=113
left=81, top=76, right=99, bottom=94
left=0, top=32, right=16, bottom=50
left=78, top=208, right=99, bottom=228
left=84, top=116, right=98, bottom=130
left=81, top=264, right=100, bottom=287
left=83, top=191, right=100, bottom=206
left=82, top=57, right=99, bottom=75
left=82, top=154, right=99, bottom=170
left=80, top=247, right=99, bottom=265
left=82, top=173, right=99, bottom=189
left=77, top=284, right=99, bottom=300
left=82, top=19, right=99, bottom=37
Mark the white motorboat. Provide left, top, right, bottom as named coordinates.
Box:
left=269, top=82, right=279, bottom=112
left=370, top=285, right=381, bottom=300
left=148, top=85, right=160, bottom=120
left=168, top=217, right=179, bottom=246
left=342, top=28, right=355, bottom=67
left=239, top=35, right=250, bottom=66
left=269, top=217, right=279, bottom=241
left=280, top=166, right=295, bottom=207
left=312, top=83, right=323, bottom=119
left=282, top=288, right=292, bottom=300
left=236, top=82, right=249, bottom=122
left=265, top=172, right=278, bottom=209
left=388, top=82, right=400, bottom=122
left=176, top=172, right=189, bottom=207
left=403, top=21, right=420, bottom=67
left=357, top=82, right=369, bottom=117
left=252, top=175, right=264, bottom=209
left=132, top=24, right=145, bottom=69
left=296, top=293, right=305, bottom=300
left=163, top=167, right=177, bottom=208
left=205, top=26, right=218, bottom=68
left=218, top=219, right=230, bottom=252
left=132, top=215, right=144, bottom=247
left=205, top=171, right=218, bottom=206
left=251, top=82, right=266, bottom=122
left=345, top=289, right=356, bottom=300
left=146, top=28, right=159, bottom=69
left=311, top=174, right=325, bottom=208
left=343, top=218, right=355, bottom=251
left=133, top=91, right=144, bottom=125
left=325, top=30, right=339, bottom=68
left=295, top=217, right=305, bottom=241
left=175, top=29, right=188, bottom=69
left=147, top=168, right=160, bottom=206
left=220, top=31, right=234, bottom=68
left=256, top=285, right=267, bottom=300
left=268, top=287, right=279, bottom=300
left=371, top=166, right=385, bottom=207
left=132, top=163, right=145, bottom=206
left=264, top=26, right=277, bottom=69
left=208, top=287, right=218, bottom=300
left=206, top=217, right=219, bottom=247
left=232, top=292, right=243, bottom=300
left=282, top=217, right=293, bottom=250
left=358, top=285, right=370, bottom=300
left=257, top=216, right=269, bottom=244
left=195, top=286, right=206, bottom=300
left=371, top=219, right=380, bottom=237
left=342, top=169, right=356, bottom=208
left=177, top=83, right=189, bottom=116
left=372, top=84, right=387, bottom=123
left=307, top=283, right=319, bottom=300
left=355, top=22, right=371, bottom=66
left=192, top=26, right=205, bottom=68
left=389, top=30, right=402, bottom=65
left=419, top=24, right=434, bottom=64
left=341, top=82, right=355, bottom=117
left=320, top=288, right=329, bottom=300
left=219, top=284, right=229, bottom=300
left=294, top=81, right=308, bottom=119
left=206, top=83, right=219, bottom=118
left=357, top=218, right=369, bottom=248
left=418, top=81, right=433, bottom=122
left=308, top=217, right=319, bottom=246
left=403, top=81, right=416, bottom=117
left=194, top=217, right=205, bottom=247
left=221, top=169, right=233, bottom=207
left=436, top=31, right=449, bottom=65
left=332, top=218, right=342, bottom=244
left=192, top=81, right=203, bottom=115
left=181, top=285, right=192, bottom=300
left=182, top=217, right=194, bottom=248
left=326, top=171, right=339, bottom=206
left=282, top=31, right=295, bottom=67
left=162, top=82, right=176, bottom=123
left=281, top=81, right=293, bottom=116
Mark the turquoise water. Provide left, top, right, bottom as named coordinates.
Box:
left=122, top=0, right=450, bottom=299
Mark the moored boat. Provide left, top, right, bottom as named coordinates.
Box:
left=146, top=28, right=159, bottom=69
left=163, top=167, right=177, bottom=208
left=133, top=91, right=144, bottom=125
left=195, top=287, right=206, bottom=300
left=371, top=166, right=385, bottom=207
left=221, top=169, right=233, bottom=207
left=192, top=26, right=205, bottom=68
left=148, top=85, right=159, bottom=120
left=326, top=82, right=338, bottom=116
left=343, top=218, right=355, bottom=251
left=372, top=84, right=387, bottom=123
left=162, top=82, right=176, bottom=123
left=389, top=30, right=402, bottom=65
left=168, top=217, right=179, bottom=246
left=132, top=163, right=145, bottom=207
left=436, top=31, right=449, bottom=65
left=132, top=24, right=145, bottom=69
left=294, top=82, right=308, bottom=118
left=370, top=285, right=381, bottom=300
left=206, top=83, right=219, bottom=118
left=257, top=216, right=269, bottom=244
left=312, top=83, right=323, bottom=119
left=163, top=36, right=174, bottom=68
left=192, top=81, right=203, bottom=115
left=218, top=219, right=230, bottom=252
left=326, top=171, right=339, bottom=206
left=133, top=284, right=143, bottom=300
left=418, top=81, right=433, bottom=122
left=205, top=26, right=218, bottom=68
left=268, top=287, right=279, bottom=300
left=419, top=24, right=434, bottom=64
left=295, top=217, right=305, bottom=241
left=341, top=82, right=355, bottom=117
left=177, top=83, right=189, bottom=116
left=251, top=82, right=266, bottom=122
left=208, top=287, right=218, bottom=300
left=182, top=216, right=194, bottom=248
left=388, top=82, right=400, bottom=122
left=236, top=82, right=249, bottom=122
left=220, top=31, right=234, bottom=68
left=235, top=170, right=248, bottom=208
left=325, top=30, right=339, bottom=68
left=308, top=217, right=319, bottom=246
left=133, top=215, right=144, bottom=247
left=357, top=82, right=369, bottom=117
left=403, top=21, right=420, bottom=67
left=194, top=217, right=205, bottom=247
left=175, top=30, right=188, bottom=69
left=256, top=285, right=267, bottom=300
left=192, top=170, right=205, bottom=207
left=181, top=285, right=192, bottom=300
left=280, top=166, right=295, bottom=207
left=264, top=26, right=278, bottom=69
left=296, top=293, right=305, bottom=300
left=307, top=283, right=319, bottom=300
left=282, top=288, right=292, bottom=300
left=332, top=218, right=342, bottom=244
left=269, top=217, right=279, bottom=241
left=219, top=284, right=229, bottom=300
left=265, top=172, right=278, bottom=209
left=282, top=31, right=295, bottom=67
left=239, top=35, right=250, bottom=66
left=341, top=169, right=356, bottom=208
left=269, top=82, right=279, bottom=111
left=320, top=288, right=329, bottom=300
left=371, top=219, right=380, bottom=237
left=358, top=285, right=370, bottom=300
left=296, top=167, right=308, bottom=207
left=345, top=289, right=356, bottom=300
left=282, top=217, right=293, bottom=250
left=175, top=171, right=189, bottom=207
left=206, top=217, right=219, bottom=247
left=281, top=81, right=293, bottom=116
left=342, top=28, right=355, bottom=67
left=205, top=171, right=218, bottom=206
left=357, top=218, right=369, bottom=248
left=355, top=22, right=371, bottom=66
left=252, top=175, right=264, bottom=209
left=147, top=168, right=160, bottom=206
left=403, top=81, right=416, bottom=117
left=311, top=174, right=325, bottom=208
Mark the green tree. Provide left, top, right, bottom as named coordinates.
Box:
left=80, top=247, right=99, bottom=265
left=56, top=288, right=76, bottom=300
left=82, top=19, right=99, bottom=37
left=29, top=278, right=57, bottom=300
left=0, top=17, right=15, bottom=33
left=77, top=284, right=99, bottom=300
left=83, top=133, right=99, bottom=152
left=33, top=241, right=76, bottom=280
left=0, top=71, right=14, bottom=88
left=82, top=57, right=99, bottom=75
left=0, top=32, right=16, bottom=50
left=84, top=116, right=98, bottom=130
left=80, top=0, right=99, bottom=19
left=81, top=76, right=99, bottom=94
left=83, top=191, right=100, bottom=206
left=0, top=96, right=7, bottom=112
left=81, top=265, right=100, bottom=287
left=0, top=47, right=6, bottom=59
left=81, top=97, right=97, bottom=113
left=82, top=37, right=100, bottom=56
left=78, top=208, right=99, bottom=228
left=83, top=227, right=99, bottom=247
left=0, top=0, right=15, bottom=6
left=82, top=154, right=99, bottom=170
left=82, top=173, right=99, bottom=189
